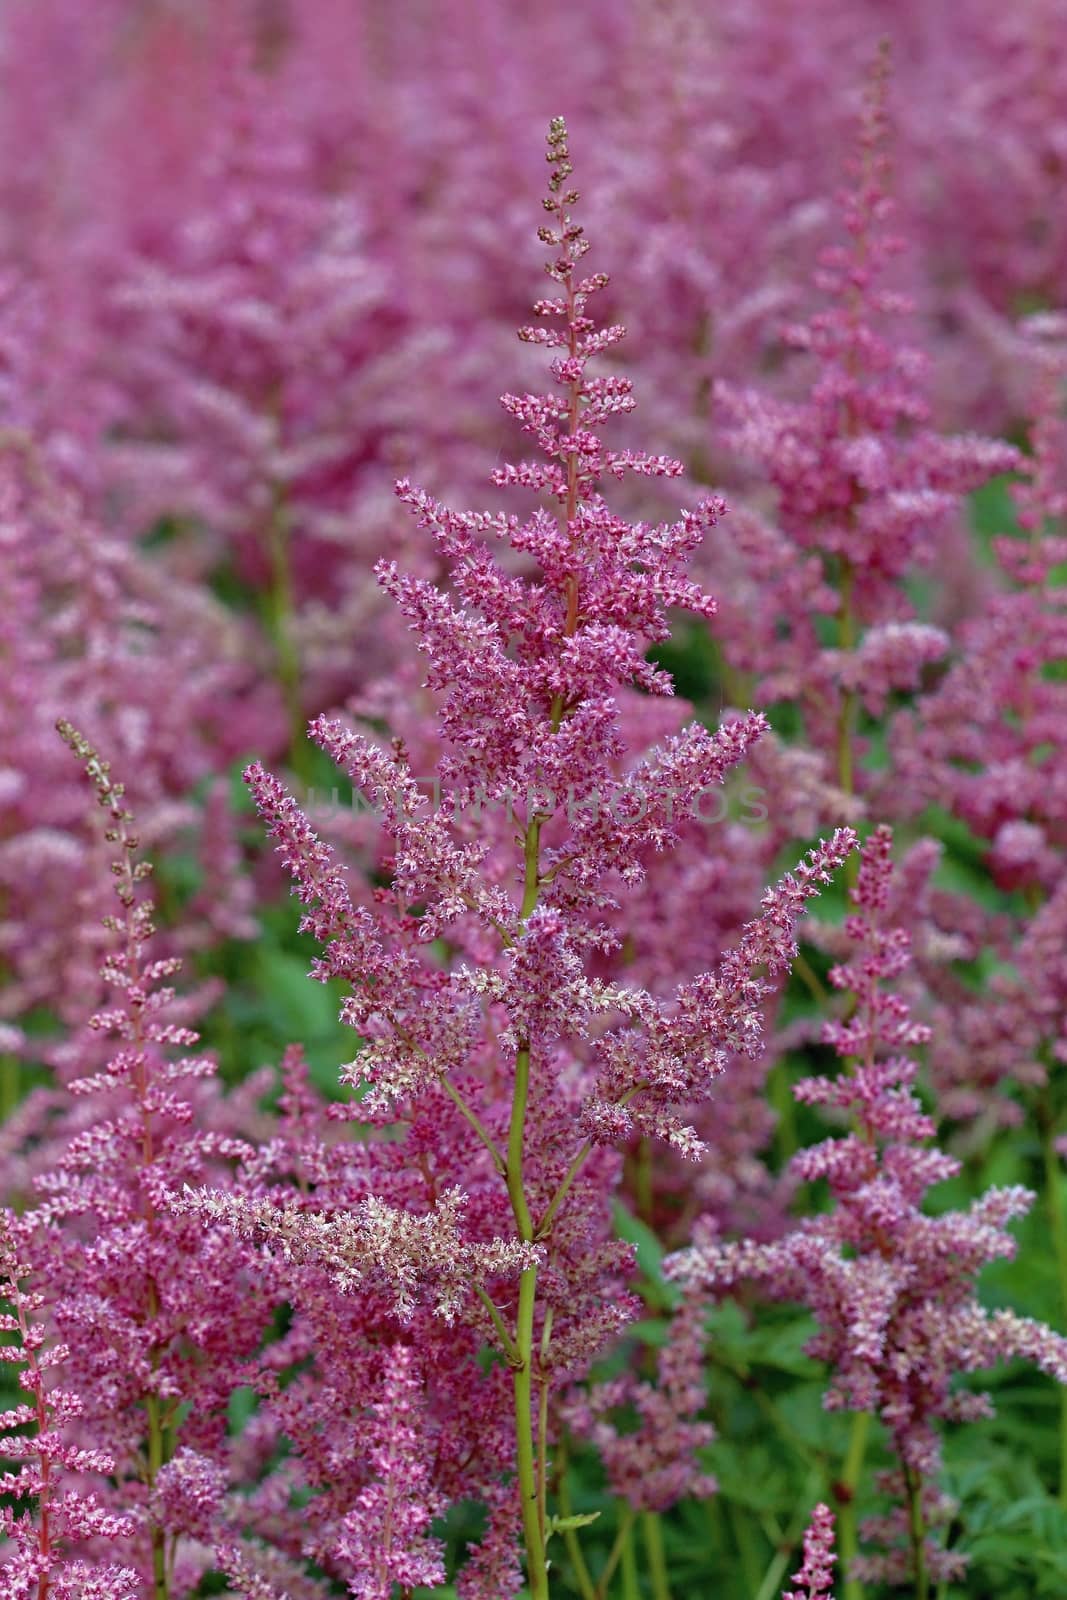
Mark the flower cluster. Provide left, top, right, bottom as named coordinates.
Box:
left=0, top=16, right=1064, bottom=1599
left=669, top=828, right=1067, bottom=1589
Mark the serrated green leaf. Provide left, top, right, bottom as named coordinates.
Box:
left=546, top=1510, right=601, bottom=1540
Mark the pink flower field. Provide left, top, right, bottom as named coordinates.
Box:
left=1, top=5, right=1066, bottom=1597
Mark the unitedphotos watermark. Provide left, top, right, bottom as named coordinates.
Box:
left=305, top=778, right=769, bottom=827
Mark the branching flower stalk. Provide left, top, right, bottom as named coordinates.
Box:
left=1, top=1212, right=138, bottom=1600
left=243, top=118, right=855, bottom=1596
left=31, top=723, right=272, bottom=1597
left=511, top=118, right=607, bottom=1592
left=718, top=53, right=1016, bottom=1590
left=670, top=827, right=1067, bottom=1594
left=57, top=721, right=173, bottom=1600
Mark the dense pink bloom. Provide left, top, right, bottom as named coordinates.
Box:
left=332, top=1344, right=447, bottom=1599
left=0, top=12, right=1063, bottom=1596
left=783, top=1503, right=837, bottom=1600
left=714, top=47, right=1017, bottom=785
left=1, top=1211, right=139, bottom=1599
left=563, top=1287, right=716, bottom=1512
left=0, top=443, right=265, bottom=1032
left=4, top=725, right=276, bottom=1591
left=670, top=828, right=1067, bottom=1587
left=229, top=117, right=854, bottom=1594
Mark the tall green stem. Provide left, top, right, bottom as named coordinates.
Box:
left=498, top=126, right=595, bottom=1596
left=620, top=1519, right=640, bottom=1600
left=641, top=1510, right=672, bottom=1600
left=557, top=1452, right=598, bottom=1600
left=514, top=1261, right=549, bottom=1599
left=1039, top=1088, right=1067, bottom=1507
left=594, top=1508, right=636, bottom=1599
left=145, top=1384, right=169, bottom=1600
left=838, top=1410, right=870, bottom=1600
left=508, top=1022, right=548, bottom=1594
left=904, top=1462, right=929, bottom=1600
left=1, top=1052, right=18, bottom=1121
left=726, top=1497, right=762, bottom=1596
left=752, top=1467, right=824, bottom=1600
left=836, top=555, right=859, bottom=891
left=265, top=479, right=310, bottom=780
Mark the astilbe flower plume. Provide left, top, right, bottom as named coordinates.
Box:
left=210, top=117, right=856, bottom=1598
left=891, top=363, right=1067, bottom=886
left=783, top=1503, right=836, bottom=1600
left=714, top=44, right=1017, bottom=811
left=669, top=827, right=1067, bottom=1595
left=1, top=1212, right=138, bottom=1600
left=561, top=1285, right=716, bottom=1514
left=889, top=359, right=1067, bottom=1126
left=106, top=38, right=452, bottom=762
left=2, top=723, right=279, bottom=1596
left=0, top=438, right=263, bottom=1048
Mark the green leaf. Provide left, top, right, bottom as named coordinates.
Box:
left=612, top=1200, right=680, bottom=1310
left=546, top=1510, right=602, bottom=1542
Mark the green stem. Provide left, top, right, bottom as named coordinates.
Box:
left=769, top=1060, right=799, bottom=1165
left=838, top=1411, right=870, bottom=1600
left=499, top=175, right=592, bottom=1592
left=514, top=1262, right=549, bottom=1600
left=522, top=817, right=545, bottom=919
left=726, top=1498, right=762, bottom=1596
left=903, top=1463, right=929, bottom=1600
left=537, top=1087, right=645, bottom=1240
left=641, top=1510, right=671, bottom=1600
left=791, top=950, right=829, bottom=1003
left=145, top=1391, right=169, bottom=1600
left=752, top=1468, right=824, bottom=1600
left=473, top=1284, right=521, bottom=1367
left=557, top=1464, right=598, bottom=1600
left=594, top=1508, right=636, bottom=1599
left=620, top=1519, right=640, bottom=1600
left=538, top=1306, right=555, bottom=1540
left=753, top=1544, right=793, bottom=1600
left=505, top=752, right=559, bottom=1587
left=1, top=1053, right=18, bottom=1121
left=508, top=1046, right=536, bottom=1241
left=537, top=1137, right=593, bottom=1239
left=510, top=805, right=548, bottom=1595
left=265, top=479, right=310, bottom=781
left=509, top=1047, right=546, bottom=1597
left=1039, top=1091, right=1067, bottom=1508
left=441, top=1077, right=506, bottom=1175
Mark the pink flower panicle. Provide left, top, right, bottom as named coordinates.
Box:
left=237, top=116, right=857, bottom=1595
left=105, top=40, right=427, bottom=732
left=19, top=723, right=273, bottom=1589
left=246, top=112, right=857, bottom=1156
left=332, top=1344, right=447, bottom=1600
left=715, top=45, right=1018, bottom=781
left=0, top=1210, right=139, bottom=1600
left=670, top=826, right=1067, bottom=1587
left=0, top=441, right=259, bottom=1042
left=885, top=367, right=1067, bottom=1121
left=565, top=1287, right=717, bottom=1513
left=783, top=1503, right=837, bottom=1600
left=891, top=368, right=1067, bottom=881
